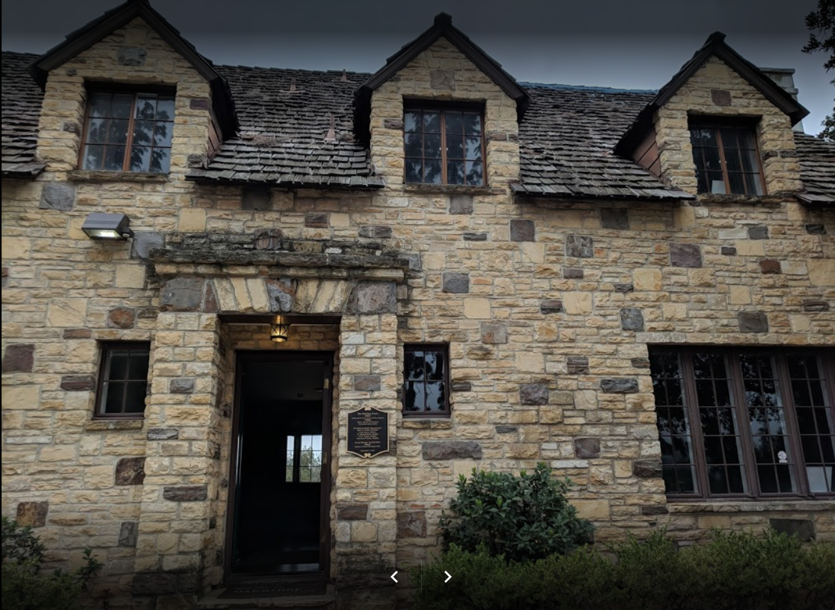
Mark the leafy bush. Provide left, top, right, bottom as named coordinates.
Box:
left=439, top=463, right=594, bottom=562
left=2, top=517, right=102, bottom=610
left=411, top=529, right=835, bottom=610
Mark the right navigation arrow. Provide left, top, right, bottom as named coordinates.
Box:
left=444, top=570, right=452, bottom=583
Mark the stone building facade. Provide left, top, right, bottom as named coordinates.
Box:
left=2, top=2, right=834, bottom=609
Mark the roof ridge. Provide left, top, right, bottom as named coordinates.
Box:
left=520, top=82, right=657, bottom=94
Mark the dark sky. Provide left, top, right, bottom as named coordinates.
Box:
left=2, top=0, right=832, bottom=134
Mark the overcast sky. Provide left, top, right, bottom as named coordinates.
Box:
left=2, top=0, right=832, bottom=135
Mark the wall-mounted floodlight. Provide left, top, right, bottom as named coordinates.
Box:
left=81, top=213, right=134, bottom=240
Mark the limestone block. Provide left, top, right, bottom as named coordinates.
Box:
left=115, top=264, right=146, bottom=288
left=562, top=292, right=592, bottom=315
left=2, top=237, right=31, bottom=259
left=809, top=259, right=835, bottom=286
left=46, top=298, right=87, bottom=327
left=633, top=269, right=662, bottom=291
left=178, top=209, right=206, bottom=232
left=463, top=298, right=490, bottom=319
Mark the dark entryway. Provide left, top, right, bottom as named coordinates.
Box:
left=226, top=351, right=333, bottom=580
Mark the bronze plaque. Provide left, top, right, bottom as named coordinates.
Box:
left=347, top=407, right=389, bottom=458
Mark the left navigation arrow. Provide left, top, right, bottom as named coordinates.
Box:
left=391, top=571, right=399, bottom=583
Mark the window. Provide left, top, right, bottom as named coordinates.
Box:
left=285, top=434, right=322, bottom=483
left=80, top=90, right=175, bottom=173
left=689, top=121, right=764, bottom=196
left=403, top=344, right=450, bottom=416
left=650, top=348, right=835, bottom=499
left=404, top=105, right=484, bottom=185
left=96, top=343, right=150, bottom=417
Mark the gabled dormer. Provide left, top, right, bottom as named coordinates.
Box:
left=27, top=0, right=237, bottom=180
left=614, top=33, right=808, bottom=199
left=355, top=13, right=529, bottom=189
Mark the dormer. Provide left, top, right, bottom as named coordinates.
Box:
left=354, top=14, right=529, bottom=190
left=27, top=0, right=237, bottom=181
left=615, top=33, right=808, bottom=200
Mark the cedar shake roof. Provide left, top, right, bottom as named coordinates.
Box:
left=1, top=52, right=45, bottom=177
left=794, top=133, right=835, bottom=206
left=187, top=65, right=385, bottom=189
left=513, top=84, right=692, bottom=200
left=1, top=48, right=831, bottom=203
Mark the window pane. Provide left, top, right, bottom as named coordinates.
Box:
left=133, top=120, right=154, bottom=146
left=426, top=382, right=445, bottom=412
left=404, top=381, right=425, bottom=412
left=130, top=146, right=151, bottom=172
left=108, top=119, right=129, bottom=144
left=740, top=354, right=795, bottom=493
left=128, top=351, right=150, bottom=380
left=423, top=112, right=440, bottom=133
left=86, top=118, right=107, bottom=144
left=465, top=137, right=482, bottom=161
left=300, top=435, right=322, bottom=483
left=150, top=148, right=171, bottom=174
left=650, top=352, right=698, bottom=494
left=82, top=145, right=104, bottom=170
left=405, top=351, right=424, bottom=380
left=108, top=351, right=130, bottom=380
left=124, top=382, right=147, bottom=413
left=111, top=94, right=133, bottom=119
left=447, top=161, right=465, bottom=185
left=104, top=146, right=125, bottom=171
left=156, top=97, right=175, bottom=121
left=424, top=134, right=442, bottom=158
left=424, top=159, right=442, bottom=184
left=136, top=96, right=157, bottom=119
left=425, top=350, right=445, bottom=380
left=405, top=158, right=423, bottom=183
left=103, top=382, right=125, bottom=413
left=153, top=122, right=173, bottom=148
left=445, top=112, right=463, bottom=135
left=466, top=160, right=483, bottom=185
left=463, top=113, right=481, bottom=136
left=788, top=355, right=835, bottom=493
left=89, top=92, right=111, bottom=118
left=708, top=172, right=726, bottom=194
left=404, top=111, right=420, bottom=132
left=404, top=132, right=423, bottom=157
left=690, top=127, right=716, bottom=147
left=447, top=136, right=464, bottom=160
left=744, top=172, right=763, bottom=196
left=286, top=435, right=295, bottom=482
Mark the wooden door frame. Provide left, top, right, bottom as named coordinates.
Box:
left=223, top=350, right=334, bottom=584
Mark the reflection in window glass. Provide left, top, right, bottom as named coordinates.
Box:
left=404, top=108, right=484, bottom=185
left=403, top=346, right=449, bottom=415
left=82, top=91, right=174, bottom=173
left=285, top=435, right=322, bottom=483
left=99, top=344, right=150, bottom=416
left=285, top=435, right=294, bottom=483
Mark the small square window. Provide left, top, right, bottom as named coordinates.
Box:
left=689, top=121, right=765, bottom=196
left=404, top=105, right=485, bottom=186
left=96, top=343, right=150, bottom=417
left=403, top=344, right=450, bottom=417
left=80, top=90, right=175, bottom=173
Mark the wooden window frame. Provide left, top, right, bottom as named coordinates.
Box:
left=688, top=118, right=767, bottom=196
left=403, top=101, right=487, bottom=186
left=78, top=85, right=176, bottom=174
left=93, top=341, right=151, bottom=419
left=402, top=343, right=451, bottom=418
left=650, top=346, right=835, bottom=501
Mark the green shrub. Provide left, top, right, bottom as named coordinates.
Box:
left=1, top=517, right=102, bottom=610
left=439, top=463, right=594, bottom=562
left=411, top=528, right=835, bottom=610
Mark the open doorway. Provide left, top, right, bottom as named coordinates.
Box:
left=226, top=352, right=332, bottom=580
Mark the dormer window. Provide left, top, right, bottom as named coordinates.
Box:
left=404, top=103, right=485, bottom=186
left=689, top=120, right=764, bottom=196
left=80, top=89, right=175, bottom=173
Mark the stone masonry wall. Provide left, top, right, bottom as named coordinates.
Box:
left=2, top=19, right=835, bottom=610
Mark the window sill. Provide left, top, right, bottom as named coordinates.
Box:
left=402, top=183, right=497, bottom=196
left=85, top=418, right=144, bottom=432
left=667, top=498, right=835, bottom=513
left=68, top=170, right=169, bottom=183
left=401, top=417, right=453, bottom=429
left=695, top=194, right=785, bottom=205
